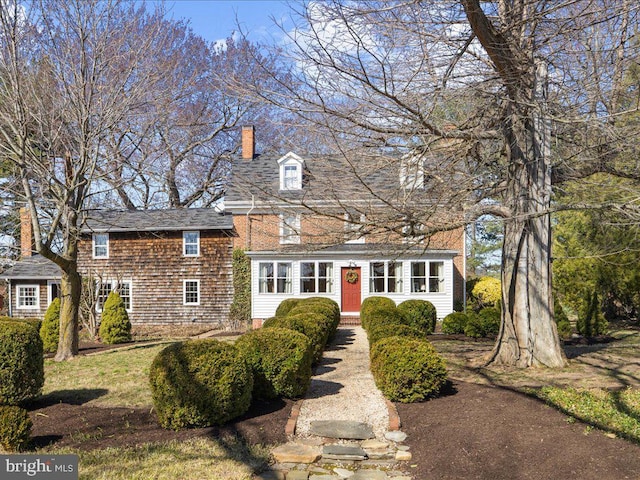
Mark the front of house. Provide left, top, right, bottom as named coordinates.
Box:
left=226, top=127, right=465, bottom=326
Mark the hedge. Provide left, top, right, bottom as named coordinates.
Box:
left=263, top=313, right=329, bottom=364
left=364, top=306, right=407, bottom=333
left=0, top=405, right=32, bottom=452
left=0, top=320, right=44, bottom=405
left=367, top=322, right=424, bottom=346
left=235, top=327, right=312, bottom=399
left=441, top=312, right=469, bottom=335
left=275, top=298, right=303, bottom=317
left=464, top=308, right=500, bottom=338
left=41, top=298, right=61, bottom=353
left=149, top=339, right=253, bottom=430
left=397, top=299, right=437, bottom=335
left=370, top=336, right=448, bottom=403
left=99, top=291, right=132, bottom=344
left=360, top=297, right=396, bottom=330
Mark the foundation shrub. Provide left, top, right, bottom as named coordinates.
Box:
left=275, top=298, right=302, bottom=317
left=441, top=312, right=469, bottom=335
left=365, top=307, right=407, bottom=333
left=99, top=291, right=131, bottom=344
left=40, top=297, right=60, bottom=353
left=464, top=308, right=501, bottom=338
left=0, top=321, right=44, bottom=405
left=0, top=316, right=41, bottom=332
left=397, top=299, right=437, bottom=335
left=235, top=328, right=312, bottom=399
left=149, top=339, right=252, bottom=430
left=0, top=405, right=32, bottom=452
left=290, top=297, right=341, bottom=337
left=262, top=313, right=328, bottom=364
left=370, top=336, right=448, bottom=403
left=360, top=297, right=396, bottom=330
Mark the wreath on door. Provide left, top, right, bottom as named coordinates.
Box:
left=345, top=269, right=359, bottom=284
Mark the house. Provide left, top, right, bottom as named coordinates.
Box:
left=226, top=126, right=466, bottom=326
left=0, top=208, right=61, bottom=317
left=76, top=209, right=235, bottom=325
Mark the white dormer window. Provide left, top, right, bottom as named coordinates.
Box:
left=278, top=152, right=304, bottom=190
left=400, top=155, right=424, bottom=190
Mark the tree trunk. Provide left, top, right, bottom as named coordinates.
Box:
left=487, top=63, right=566, bottom=368
left=54, top=266, right=81, bottom=361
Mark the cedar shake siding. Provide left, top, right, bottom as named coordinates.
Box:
left=78, top=209, right=234, bottom=326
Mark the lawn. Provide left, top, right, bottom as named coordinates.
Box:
left=35, top=337, right=273, bottom=480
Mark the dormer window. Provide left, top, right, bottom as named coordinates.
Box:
left=400, top=155, right=424, bottom=190
left=278, top=152, right=304, bottom=190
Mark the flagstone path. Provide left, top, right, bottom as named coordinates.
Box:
left=255, top=327, right=415, bottom=480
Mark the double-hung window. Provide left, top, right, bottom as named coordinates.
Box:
left=300, top=262, right=333, bottom=293
left=93, top=233, right=109, bottom=259
left=370, top=261, right=403, bottom=293
left=411, top=261, right=444, bottom=293
left=96, top=280, right=132, bottom=311
left=183, top=280, right=200, bottom=305
left=259, top=262, right=292, bottom=294
left=183, top=231, right=200, bottom=256
left=280, top=213, right=300, bottom=244
left=17, top=285, right=39, bottom=309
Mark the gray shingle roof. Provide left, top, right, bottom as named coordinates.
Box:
left=1, top=255, right=61, bottom=280
left=82, top=209, right=233, bottom=233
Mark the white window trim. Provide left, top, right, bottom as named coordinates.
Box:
left=410, top=261, right=446, bottom=294
left=344, top=213, right=366, bottom=244
left=183, top=231, right=200, bottom=257
left=183, top=279, right=201, bottom=306
left=92, top=233, right=109, bottom=259
left=278, top=153, right=304, bottom=191
left=258, top=261, right=293, bottom=294
left=300, top=261, right=334, bottom=294
left=280, top=213, right=301, bottom=245
left=369, top=261, right=403, bottom=294
left=47, top=280, right=61, bottom=306
left=16, top=284, right=40, bottom=310
left=400, top=155, right=425, bottom=190
left=96, top=279, right=133, bottom=312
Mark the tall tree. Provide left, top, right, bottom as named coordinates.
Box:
left=0, top=0, right=171, bottom=360
left=237, top=0, right=640, bottom=367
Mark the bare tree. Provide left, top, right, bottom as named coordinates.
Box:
left=0, top=0, right=173, bottom=360
left=236, top=0, right=640, bottom=367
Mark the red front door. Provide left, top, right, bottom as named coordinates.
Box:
left=341, top=267, right=362, bottom=313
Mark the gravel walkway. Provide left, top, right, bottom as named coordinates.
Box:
left=295, top=326, right=390, bottom=438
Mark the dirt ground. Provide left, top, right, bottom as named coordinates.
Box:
left=28, top=330, right=640, bottom=479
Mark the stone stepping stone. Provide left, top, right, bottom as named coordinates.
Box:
left=322, top=444, right=367, bottom=461
left=350, top=470, right=389, bottom=480
left=309, top=420, right=374, bottom=440
left=271, top=443, right=321, bottom=464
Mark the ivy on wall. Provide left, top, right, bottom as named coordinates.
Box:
left=228, top=249, right=251, bottom=330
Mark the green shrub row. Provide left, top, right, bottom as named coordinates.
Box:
left=99, top=292, right=132, bottom=344
left=0, top=405, right=32, bottom=452
left=360, top=297, right=448, bottom=403
left=441, top=308, right=501, bottom=338
left=149, top=297, right=340, bottom=430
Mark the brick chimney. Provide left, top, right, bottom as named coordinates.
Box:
left=20, top=207, right=33, bottom=258
left=241, top=125, right=255, bottom=160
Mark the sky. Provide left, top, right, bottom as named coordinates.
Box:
left=161, top=0, right=293, bottom=44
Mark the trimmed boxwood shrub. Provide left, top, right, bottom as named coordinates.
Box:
left=367, top=322, right=424, bottom=346
left=149, top=339, right=253, bottom=430
left=464, top=308, right=500, bottom=338
left=365, top=306, right=407, bottom=333
left=0, top=405, right=32, bottom=452
left=289, top=297, right=341, bottom=337
left=40, top=297, right=60, bottom=353
left=0, top=321, right=44, bottom=405
left=99, top=291, right=132, bottom=344
left=397, top=299, right=437, bottom=335
left=275, top=298, right=302, bottom=317
left=361, top=297, right=396, bottom=330
left=370, top=336, right=448, bottom=403
left=263, top=313, right=329, bottom=364
left=442, top=312, right=469, bottom=335
left=0, top=316, right=42, bottom=332
left=235, top=327, right=312, bottom=399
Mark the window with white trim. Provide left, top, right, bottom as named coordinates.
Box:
left=280, top=213, right=301, bottom=244
left=183, top=231, right=200, bottom=256
left=96, top=280, right=132, bottom=311
left=93, top=233, right=109, bottom=259
left=183, top=280, right=200, bottom=305
left=400, top=155, right=424, bottom=190
left=258, top=262, right=292, bottom=294
left=411, top=261, right=444, bottom=293
left=369, top=261, right=403, bottom=293
left=17, top=284, right=39, bottom=309
left=279, top=156, right=303, bottom=190
left=300, top=262, right=334, bottom=293
left=344, top=213, right=366, bottom=244
left=47, top=280, right=61, bottom=305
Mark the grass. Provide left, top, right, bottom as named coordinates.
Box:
left=38, top=334, right=269, bottom=479
left=43, top=343, right=170, bottom=407
left=48, top=437, right=270, bottom=480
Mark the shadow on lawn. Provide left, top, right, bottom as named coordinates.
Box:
left=31, top=388, right=110, bottom=407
